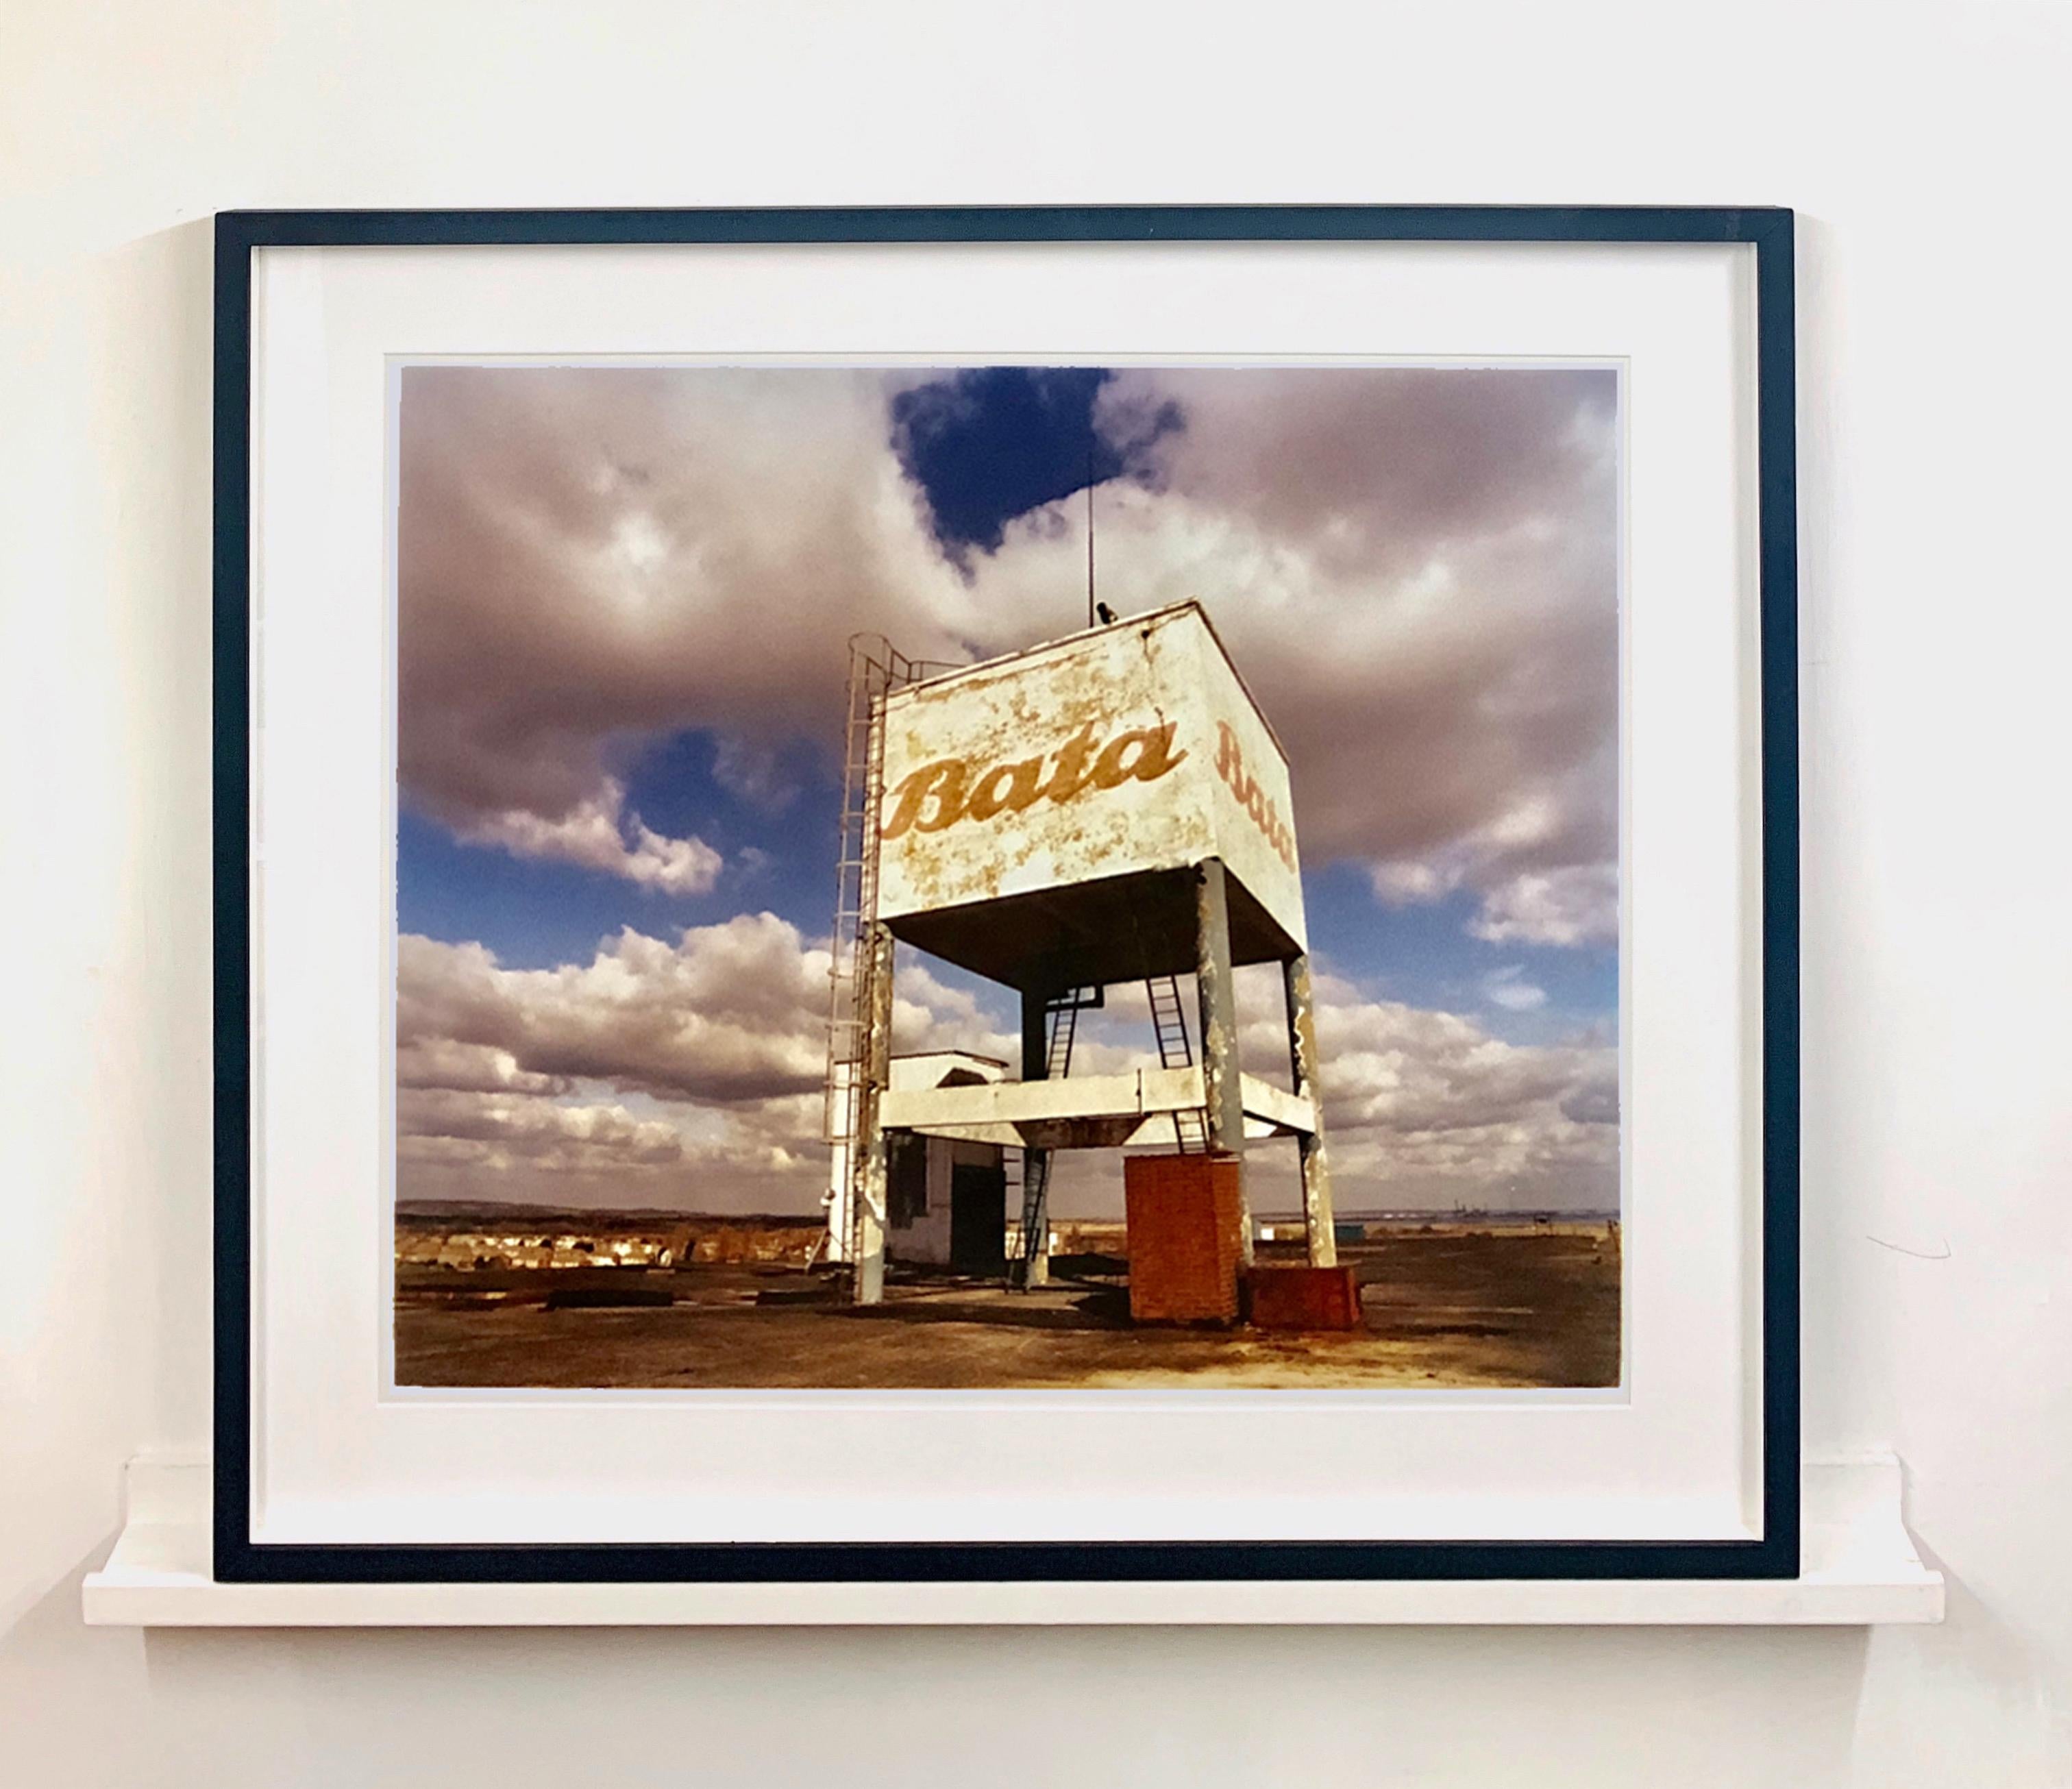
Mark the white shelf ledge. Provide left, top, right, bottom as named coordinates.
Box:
left=82, top=1455, right=1942, bottom=1627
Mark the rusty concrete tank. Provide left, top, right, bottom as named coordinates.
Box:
left=873, top=600, right=1307, bottom=990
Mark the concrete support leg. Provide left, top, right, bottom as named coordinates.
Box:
left=852, top=924, right=894, bottom=1305
left=1194, top=859, right=1253, bottom=1266
left=822, top=1128, right=852, bottom=1264
left=1018, top=985, right=1052, bottom=1288
left=1283, top=952, right=1338, bottom=1268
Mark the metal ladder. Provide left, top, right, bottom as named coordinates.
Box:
left=1146, top=974, right=1209, bottom=1152
left=1013, top=988, right=1096, bottom=1268
left=822, top=634, right=954, bottom=1267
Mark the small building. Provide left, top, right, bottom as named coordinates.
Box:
left=836, top=1052, right=1011, bottom=1274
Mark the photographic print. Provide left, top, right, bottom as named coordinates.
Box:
left=391, top=360, right=1623, bottom=1394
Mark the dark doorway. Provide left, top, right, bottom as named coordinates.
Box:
left=948, top=1159, right=1007, bottom=1275
left=887, top=1133, right=928, bottom=1229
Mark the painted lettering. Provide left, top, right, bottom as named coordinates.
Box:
left=1041, top=724, right=1101, bottom=805
left=880, top=758, right=968, bottom=840
left=965, top=755, right=1046, bottom=821
left=1212, top=719, right=1296, bottom=871
left=1089, top=722, right=1187, bottom=790
left=881, top=717, right=1187, bottom=844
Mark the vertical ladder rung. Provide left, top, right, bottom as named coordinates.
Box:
left=1144, top=974, right=1207, bottom=1150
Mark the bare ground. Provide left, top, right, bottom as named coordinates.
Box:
left=394, top=1227, right=1621, bottom=1391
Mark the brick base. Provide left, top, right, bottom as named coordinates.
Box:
left=1123, top=1152, right=1244, bottom=1324
left=1246, top=1263, right=1364, bottom=1331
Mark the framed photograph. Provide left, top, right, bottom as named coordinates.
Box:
left=215, top=205, right=1798, bottom=1584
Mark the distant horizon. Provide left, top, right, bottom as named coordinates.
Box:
left=395, top=1195, right=1623, bottom=1224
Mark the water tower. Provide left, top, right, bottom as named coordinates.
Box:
left=824, top=601, right=1336, bottom=1306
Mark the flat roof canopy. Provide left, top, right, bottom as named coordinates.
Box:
left=885, top=865, right=1299, bottom=994
left=878, top=1063, right=1316, bottom=1150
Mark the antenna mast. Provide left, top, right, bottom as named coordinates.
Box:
left=1085, top=436, right=1096, bottom=628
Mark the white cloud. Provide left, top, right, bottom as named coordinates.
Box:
left=458, top=778, right=722, bottom=895
left=965, top=367, right=1619, bottom=943
left=396, top=1037, right=571, bottom=1096
left=978, top=965, right=1616, bottom=1213
left=890, top=959, right=1018, bottom=1062
left=1292, top=986, right=1616, bottom=1209
left=1213, top=965, right=1618, bottom=1209
left=398, top=916, right=1618, bottom=1212
left=1369, top=852, right=1617, bottom=950
left=1468, top=865, right=1619, bottom=948
left=1481, top=966, right=1549, bottom=1012
left=397, top=366, right=976, bottom=851
left=396, top=920, right=1021, bottom=1211
left=398, top=915, right=833, bottom=1107
left=399, top=1089, right=685, bottom=1171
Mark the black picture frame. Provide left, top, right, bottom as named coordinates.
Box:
left=213, top=204, right=1799, bottom=1586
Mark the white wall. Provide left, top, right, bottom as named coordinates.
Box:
left=4, top=1, right=2069, bottom=1781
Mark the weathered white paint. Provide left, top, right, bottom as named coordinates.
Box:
left=1238, top=1075, right=1314, bottom=1138
left=889, top=1050, right=1010, bottom=1093
left=876, top=602, right=1307, bottom=953
left=851, top=924, right=895, bottom=1303
left=880, top=1068, right=1314, bottom=1148
left=1283, top=953, right=1338, bottom=1268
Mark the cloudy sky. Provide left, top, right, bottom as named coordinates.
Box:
left=395, top=362, right=1620, bottom=1218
